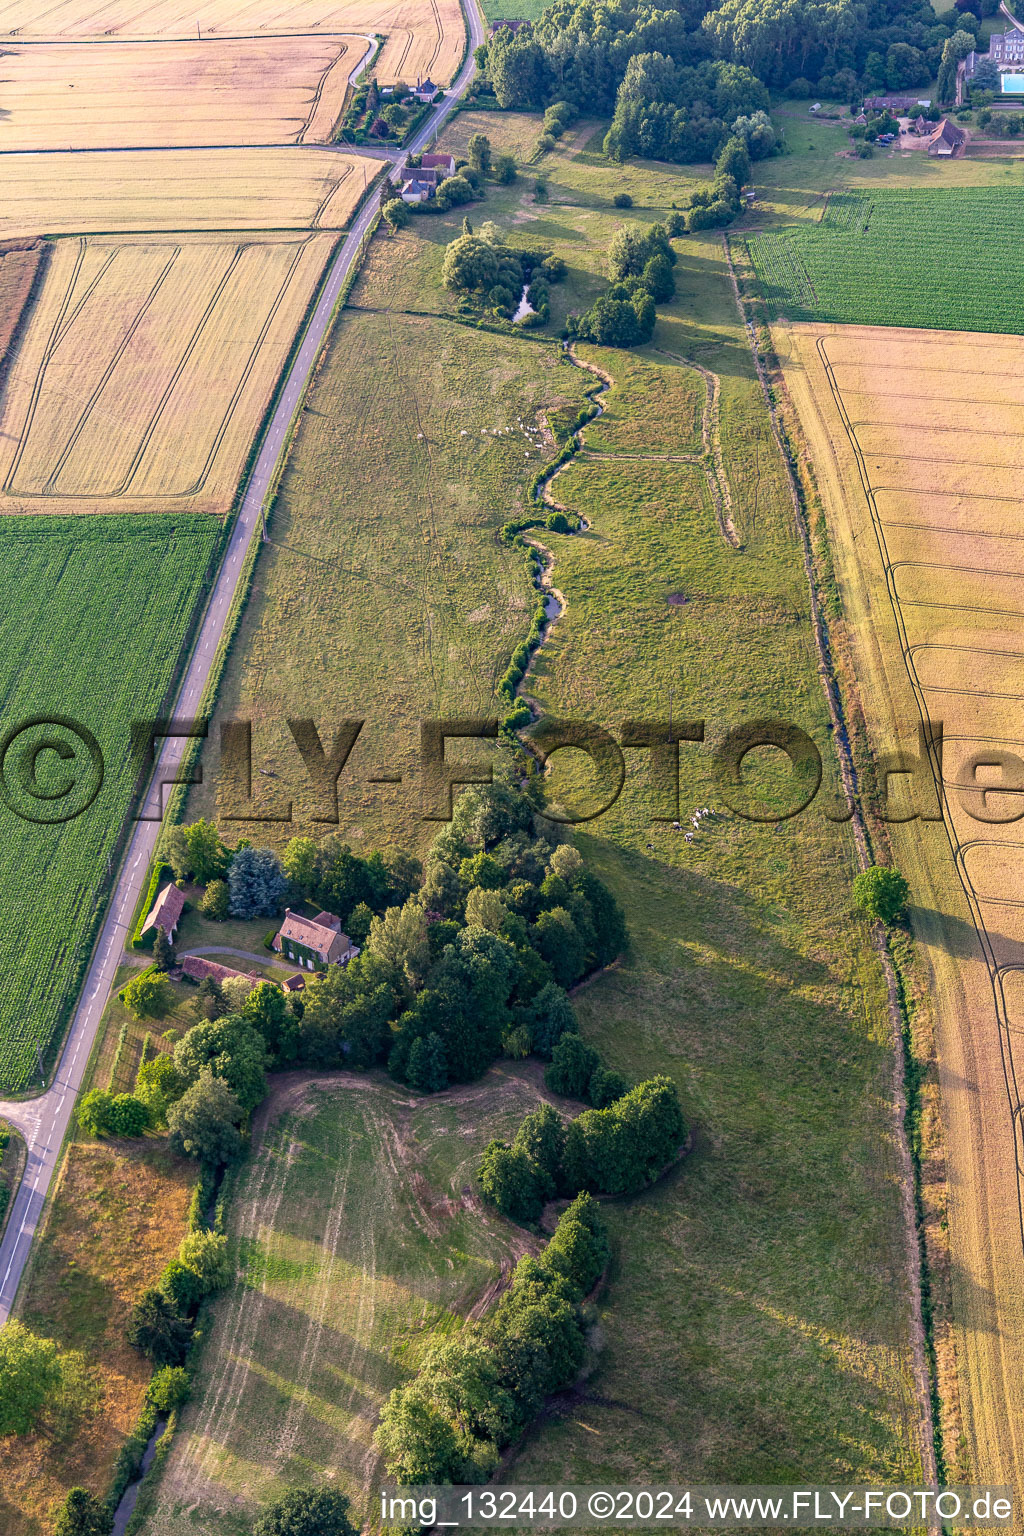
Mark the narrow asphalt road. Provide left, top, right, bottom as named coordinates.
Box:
left=0, top=0, right=482, bottom=1325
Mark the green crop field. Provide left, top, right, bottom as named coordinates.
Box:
left=747, top=188, right=1024, bottom=332
left=0, top=514, right=221, bottom=1094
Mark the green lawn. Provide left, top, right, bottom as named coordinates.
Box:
left=0, top=515, right=221, bottom=1094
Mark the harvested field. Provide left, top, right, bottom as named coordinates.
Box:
left=0, top=1139, right=193, bottom=1536
left=0, top=0, right=465, bottom=86
left=0, top=231, right=337, bottom=515
left=775, top=318, right=1024, bottom=1497
left=143, top=1071, right=546, bottom=1535
left=0, top=36, right=366, bottom=150
left=0, top=146, right=367, bottom=238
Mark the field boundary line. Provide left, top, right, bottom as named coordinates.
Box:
left=724, top=234, right=941, bottom=1501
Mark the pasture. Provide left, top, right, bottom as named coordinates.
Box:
left=0, top=147, right=367, bottom=239
left=143, top=1072, right=544, bottom=1535
left=179, top=114, right=924, bottom=1491
left=0, top=513, right=221, bottom=1094
left=748, top=189, right=1024, bottom=333
left=775, top=319, right=1024, bottom=1493
left=0, top=232, right=337, bottom=515
left=0, top=36, right=366, bottom=151
left=0, top=0, right=465, bottom=86
left=183, top=306, right=593, bottom=835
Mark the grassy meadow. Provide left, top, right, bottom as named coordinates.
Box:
left=0, top=1131, right=194, bottom=1536
left=184, top=307, right=592, bottom=837
left=168, top=106, right=929, bottom=1497
left=144, top=1071, right=552, bottom=1535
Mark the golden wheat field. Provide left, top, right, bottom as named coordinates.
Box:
left=0, top=36, right=366, bottom=149
left=776, top=319, right=1024, bottom=1498
left=0, top=0, right=464, bottom=84
left=0, top=231, right=337, bottom=514
left=0, top=145, right=368, bottom=237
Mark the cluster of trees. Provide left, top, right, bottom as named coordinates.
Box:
left=570, top=221, right=675, bottom=347
left=83, top=769, right=628, bottom=1161
left=657, top=132, right=752, bottom=233
left=603, top=53, right=775, bottom=164
left=78, top=977, right=295, bottom=1163
left=375, top=1193, right=609, bottom=1482
left=480, top=1075, right=686, bottom=1222
left=163, top=818, right=288, bottom=922
left=441, top=220, right=566, bottom=321
left=125, top=1227, right=232, bottom=1369
left=0, top=1320, right=95, bottom=1440
left=474, top=0, right=989, bottom=134
left=537, top=97, right=578, bottom=152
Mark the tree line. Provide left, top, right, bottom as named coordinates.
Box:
left=375, top=1193, right=610, bottom=1483
left=480, top=1075, right=687, bottom=1223
left=475, top=0, right=991, bottom=159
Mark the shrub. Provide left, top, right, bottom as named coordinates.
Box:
left=0, top=1321, right=65, bottom=1435
left=77, top=1089, right=115, bottom=1137
left=512, top=1102, right=565, bottom=1196
left=126, top=1288, right=192, bottom=1366
left=122, top=967, right=173, bottom=1020
left=613, top=192, right=633, bottom=208
left=544, top=1033, right=600, bottom=1098
left=852, top=865, right=909, bottom=924
left=54, top=1488, right=113, bottom=1536
left=588, top=1065, right=628, bottom=1108
left=253, top=1488, right=358, bottom=1536
left=200, top=879, right=229, bottom=920
left=479, top=1140, right=545, bottom=1222
left=106, top=1094, right=150, bottom=1137
left=179, top=1228, right=233, bottom=1292
left=147, top=1365, right=191, bottom=1413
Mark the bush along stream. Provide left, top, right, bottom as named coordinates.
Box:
left=497, top=345, right=611, bottom=738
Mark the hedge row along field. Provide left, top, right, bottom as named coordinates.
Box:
left=0, top=514, right=221, bottom=1094
left=748, top=189, right=1024, bottom=334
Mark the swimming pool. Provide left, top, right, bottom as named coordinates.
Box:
left=1000, top=73, right=1024, bottom=93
